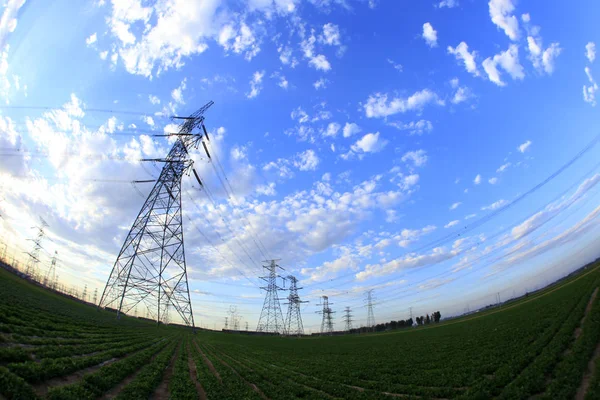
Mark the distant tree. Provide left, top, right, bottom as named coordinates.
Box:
left=433, top=311, right=441, bottom=323
left=406, top=317, right=413, bottom=327
left=425, top=314, right=431, bottom=324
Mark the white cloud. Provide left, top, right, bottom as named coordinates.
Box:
left=323, top=122, right=340, bottom=138
left=350, top=132, right=388, bottom=154
left=489, top=0, right=520, bottom=41
left=342, top=122, right=361, bottom=138
left=230, top=145, right=247, bottom=161
left=388, top=120, right=433, bottom=135
left=313, top=78, right=328, bottom=90
left=450, top=202, right=461, bottom=210
left=356, top=247, right=457, bottom=281
left=364, top=89, right=444, bottom=118
left=497, top=162, right=511, bottom=173
left=584, top=67, right=598, bottom=106
left=0, top=0, right=27, bottom=50
left=422, top=22, right=438, bottom=48
left=149, top=95, right=160, bottom=105
left=309, top=54, right=331, bottom=71
left=447, top=42, right=479, bottom=76
left=320, top=23, right=341, bottom=46
left=527, top=36, right=561, bottom=75
left=438, top=0, right=458, bottom=8
left=387, top=59, right=403, bottom=72
left=143, top=115, right=155, bottom=127
left=294, top=149, right=320, bottom=171
left=482, top=199, right=508, bottom=211
left=452, top=86, right=472, bottom=104
left=401, top=149, right=428, bottom=167
left=586, top=42, right=596, bottom=63
left=246, top=70, right=265, bottom=99
left=302, top=254, right=358, bottom=283
left=482, top=44, right=525, bottom=86
left=489, top=177, right=498, bottom=184
left=218, top=22, right=261, bottom=60
left=474, top=174, right=482, bottom=185
left=518, top=140, right=532, bottom=153
left=277, top=75, right=288, bottom=89
left=256, top=182, right=276, bottom=196
left=86, top=33, right=97, bottom=46
left=171, top=78, right=187, bottom=104
left=465, top=213, right=477, bottom=220
left=445, top=220, right=460, bottom=228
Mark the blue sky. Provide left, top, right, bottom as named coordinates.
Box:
left=1, top=0, right=600, bottom=332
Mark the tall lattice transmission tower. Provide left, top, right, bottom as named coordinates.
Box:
left=317, top=296, right=335, bottom=334
left=99, top=101, right=215, bottom=328
left=25, top=217, right=48, bottom=279
left=283, top=275, right=307, bottom=336
left=256, top=259, right=286, bottom=333
left=343, top=306, right=354, bottom=331
left=366, top=289, right=376, bottom=330
left=228, top=306, right=241, bottom=330
left=43, top=251, right=58, bottom=288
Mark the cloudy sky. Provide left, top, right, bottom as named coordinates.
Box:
left=1, top=0, right=600, bottom=332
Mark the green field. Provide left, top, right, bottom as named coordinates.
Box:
left=2, top=264, right=600, bottom=399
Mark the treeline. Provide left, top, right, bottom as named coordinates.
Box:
left=348, top=311, right=441, bottom=334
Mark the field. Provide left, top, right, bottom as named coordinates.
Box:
left=2, top=265, right=600, bottom=400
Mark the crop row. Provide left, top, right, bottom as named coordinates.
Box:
left=114, top=340, right=178, bottom=399
left=7, top=336, right=164, bottom=383
left=46, top=337, right=172, bottom=399
left=541, top=291, right=600, bottom=398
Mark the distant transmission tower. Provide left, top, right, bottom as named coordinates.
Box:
left=99, top=101, right=215, bottom=328
left=256, top=259, right=286, bottom=333
left=283, top=275, right=308, bottom=336
left=317, top=296, right=335, bottom=334
left=82, top=285, right=88, bottom=302
left=224, top=316, right=229, bottom=330
left=245, top=321, right=249, bottom=331
left=343, top=306, right=354, bottom=331
left=25, top=217, right=48, bottom=279
left=228, top=306, right=240, bottom=330
left=93, top=288, right=98, bottom=305
left=366, top=289, right=376, bottom=330
left=43, top=251, right=58, bottom=288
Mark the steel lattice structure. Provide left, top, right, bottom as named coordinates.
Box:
left=25, top=217, right=48, bottom=279
left=317, top=295, right=335, bottom=334
left=283, top=275, right=307, bottom=336
left=366, top=289, right=376, bottom=329
left=99, top=102, right=214, bottom=328
left=256, top=259, right=285, bottom=333
left=43, top=251, right=58, bottom=288
left=343, top=306, right=353, bottom=331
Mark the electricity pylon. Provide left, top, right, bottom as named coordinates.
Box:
left=283, top=275, right=307, bottom=336
left=228, top=306, right=240, bottom=330
left=317, top=295, right=335, bottom=334
left=43, top=251, right=58, bottom=288
left=343, top=306, right=353, bottom=331
left=25, top=217, right=48, bottom=279
left=99, top=101, right=215, bottom=328
left=256, top=259, right=285, bottom=333
left=366, top=289, right=376, bottom=330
